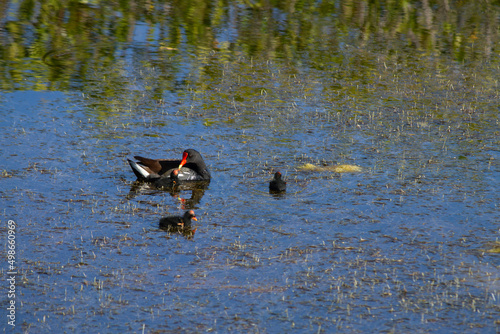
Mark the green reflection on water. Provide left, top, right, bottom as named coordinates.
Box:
left=1, top=0, right=499, bottom=91
left=1, top=0, right=498, bottom=157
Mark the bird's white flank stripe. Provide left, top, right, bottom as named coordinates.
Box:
left=130, top=160, right=150, bottom=178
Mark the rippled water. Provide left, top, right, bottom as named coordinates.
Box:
left=2, top=57, right=499, bottom=333
left=2, top=3, right=500, bottom=331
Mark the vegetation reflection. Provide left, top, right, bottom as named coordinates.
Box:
left=1, top=0, right=499, bottom=91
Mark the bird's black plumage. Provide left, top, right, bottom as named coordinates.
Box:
left=269, top=171, right=286, bottom=193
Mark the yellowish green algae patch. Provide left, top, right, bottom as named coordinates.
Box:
left=297, top=163, right=363, bottom=173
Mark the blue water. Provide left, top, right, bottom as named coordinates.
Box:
left=1, top=72, right=499, bottom=333
left=1, top=7, right=500, bottom=330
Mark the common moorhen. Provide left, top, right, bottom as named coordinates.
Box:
left=128, top=149, right=211, bottom=182
left=159, top=210, right=197, bottom=230
left=269, top=171, right=286, bottom=193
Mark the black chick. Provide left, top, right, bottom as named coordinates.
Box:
left=269, top=171, right=286, bottom=193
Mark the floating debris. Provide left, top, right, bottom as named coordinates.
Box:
left=484, top=241, right=500, bottom=253
left=297, top=163, right=363, bottom=173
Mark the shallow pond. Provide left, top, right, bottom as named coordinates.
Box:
left=1, top=1, right=500, bottom=333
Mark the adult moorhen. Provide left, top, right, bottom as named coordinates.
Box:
left=269, top=171, right=286, bottom=193
left=159, top=210, right=197, bottom=230
left=128, top=148, right=211, bottom=182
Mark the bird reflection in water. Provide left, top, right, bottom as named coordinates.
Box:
left=127, top=178, right=209, bottom=209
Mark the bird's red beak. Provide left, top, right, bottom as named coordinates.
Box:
left=178, top=151, right=188, bottom=169
left=192, top=217, right=198, bottom=221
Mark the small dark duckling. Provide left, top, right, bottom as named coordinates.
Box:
left=159, top=210, right=197, bottom=231
left=269, top=171, right=286, bottom=193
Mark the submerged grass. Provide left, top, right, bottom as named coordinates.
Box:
left=297, top=163, right=363, bottom=173
left=1, top=46, right=500, bottom=334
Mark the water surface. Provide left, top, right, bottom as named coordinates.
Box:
left=1, top=1, right=500, bottom=333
